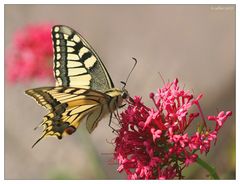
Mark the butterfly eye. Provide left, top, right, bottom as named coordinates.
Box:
left=121, top=91, right=128, bottom=99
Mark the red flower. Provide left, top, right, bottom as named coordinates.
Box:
left=114, top=79, right=232, bottom=179
left=6, top=23, right=53, bottom=83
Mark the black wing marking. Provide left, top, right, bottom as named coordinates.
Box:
left=25, top=86, right=112, bottom=147
left=52, top=25, right=114, bottom=91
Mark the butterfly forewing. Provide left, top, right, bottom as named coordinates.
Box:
left=52, top=25, right=114, bottom=91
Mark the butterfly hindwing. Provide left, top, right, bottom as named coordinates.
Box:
left=32, top=102, right=101, bottom=147
left=25, top=87, right=87, bottom=111
left=86, top=105, right=104, bottom=133
left=52, top=25, right=114, bottom=91
left=25, top=87, right=112, bottom=147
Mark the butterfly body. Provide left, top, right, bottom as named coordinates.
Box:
left=25, top=25, right=128, bottom=147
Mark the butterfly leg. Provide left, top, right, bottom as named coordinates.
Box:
left=115, top=104, right=121, bottom=121
left=119, top=103, right=126, bottom=108
left=108, top=113, right=118, bottom=133
left=108, top=113, right=114, bottom=131
left=112, top=101, right=125, bottom=126
left=108, top=101, right=125, bottom=133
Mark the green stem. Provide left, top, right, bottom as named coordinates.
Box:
left=196, top=157, right=220, bottom=179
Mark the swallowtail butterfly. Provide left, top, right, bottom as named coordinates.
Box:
left=25, top=25, right=129, bottom=147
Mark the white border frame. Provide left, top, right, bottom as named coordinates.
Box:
left=1, top=1, right=238, bottom=184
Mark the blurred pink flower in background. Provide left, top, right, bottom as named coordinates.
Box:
left=114, top=79, right=232, bottom=179
left=6, top=23, right=53, bottom=83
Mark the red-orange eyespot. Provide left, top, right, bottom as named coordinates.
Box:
left=65, top=126, right=76, bottom=135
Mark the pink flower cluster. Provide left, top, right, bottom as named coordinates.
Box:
left=114, top=79, right=232, bottom=179
left=6, top=23, right=53, bottom=83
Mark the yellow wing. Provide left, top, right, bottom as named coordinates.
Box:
left=25, top=87, right=111, bottom=147
left=25, top=87, right=103, bottom=111
left=25, top=25, right=124, bottom=147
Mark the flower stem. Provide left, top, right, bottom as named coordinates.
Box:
left=196, top=157, right=220, bottom=179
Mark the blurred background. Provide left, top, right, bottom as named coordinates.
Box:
left=4, top=5, right=235, bottom=179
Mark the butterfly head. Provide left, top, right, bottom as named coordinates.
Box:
left=121, top=88, right=129, bottom=99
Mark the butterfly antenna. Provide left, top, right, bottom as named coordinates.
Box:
left=121, top=57, right=137, bottom=88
